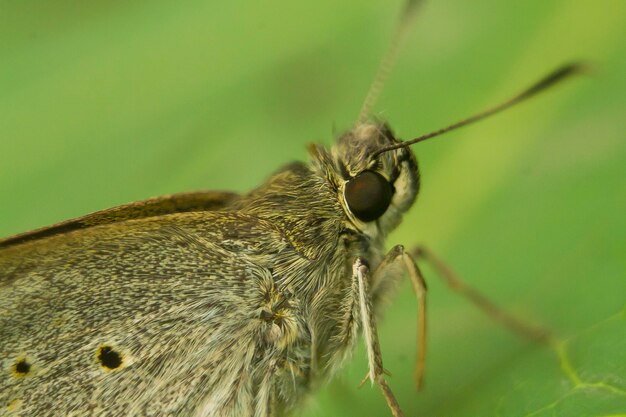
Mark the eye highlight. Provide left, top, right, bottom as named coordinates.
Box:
left=344, top=170, right=393, bottom=222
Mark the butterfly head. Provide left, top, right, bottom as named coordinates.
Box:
left=310, top=121, right=419, bottom=238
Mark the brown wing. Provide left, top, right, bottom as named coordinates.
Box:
left=0, top=190, right=239, bottom=249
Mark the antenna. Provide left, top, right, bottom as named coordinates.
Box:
left=357, top=0, right=422, bottom=122
left=373, top=63, right=587, bottom=157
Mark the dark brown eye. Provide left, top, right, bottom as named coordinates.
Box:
left=344, top=170, right=393, bottom=222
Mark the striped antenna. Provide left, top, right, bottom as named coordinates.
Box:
left=357, top=0, right=422, bottom=123
left=372, top=63, right=587, bottom=157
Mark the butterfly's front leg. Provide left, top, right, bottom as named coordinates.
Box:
left=369, top=245, right=428, bottom=388
left=353, top=251, right=426, bottom=417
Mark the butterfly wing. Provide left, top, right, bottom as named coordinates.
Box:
left=0, top=190, right=239, bottom=249
left=0, top=209, right=292, bottom=417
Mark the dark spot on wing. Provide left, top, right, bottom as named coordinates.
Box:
left=97, top=346, right=123, bottom=371
left=11, top=358, right=31, bottom=377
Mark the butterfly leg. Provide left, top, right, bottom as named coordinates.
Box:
left=354, top=257, right=407, bottom=417
left=369, top=245, right=428, bottom=389
left=411, top=245, right=550, bottom=343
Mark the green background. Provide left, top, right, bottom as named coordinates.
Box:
left=1, top=0, right=624, bottom=416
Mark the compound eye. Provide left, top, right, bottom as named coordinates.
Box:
left=344, top=170, right=393, bottom=222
